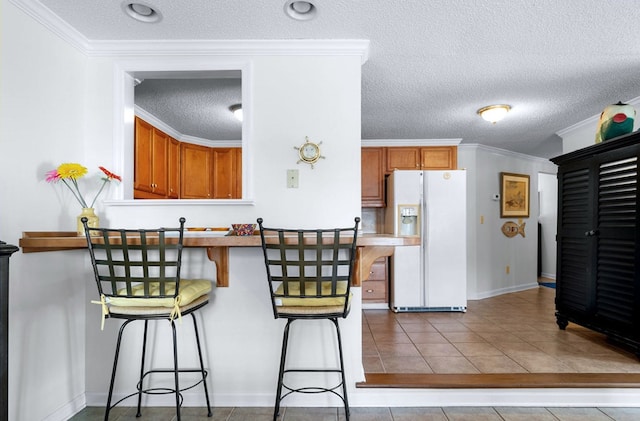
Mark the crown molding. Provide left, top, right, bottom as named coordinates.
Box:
left=134, top=106, right=241, bottom=147
left=10, top=0, right=370, bottom=62
left=88, top=39, right=370, bottom=63
left=460, top=143, right=554, bottom=165
left=10, top=0, right=91, bottom=53
left=361, top=138, right=462, bottom=147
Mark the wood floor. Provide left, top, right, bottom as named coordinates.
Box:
left=359, top=285, right=640, bottom=388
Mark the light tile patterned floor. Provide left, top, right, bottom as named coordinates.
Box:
left=70, top=286, right=640, bottom=420
left=363, top=286, right=640, bottom=374
left=70, top=405, right=640, bottom=420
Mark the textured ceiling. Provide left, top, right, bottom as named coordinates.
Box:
left=25, top=0, right=640, bottom=157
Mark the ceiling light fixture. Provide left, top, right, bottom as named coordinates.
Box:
left=122, top=2, right=162, bottom=23
left=477, top=104, right=511, bottom=124
left=229, top=104, right=243, bottom=122
left=284, top=1, right=317, bottom=21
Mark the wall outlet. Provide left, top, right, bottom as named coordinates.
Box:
left=287, top=169, right=299, bottom=188
left=506, top=265, right=510, bottom=274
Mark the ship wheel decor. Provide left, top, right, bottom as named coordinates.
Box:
left=294, top=136, right=325, bottom=168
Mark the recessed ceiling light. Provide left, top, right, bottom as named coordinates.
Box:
left=229, top=104, right=243, bottom=122
left=122, top=2, right=162, bottom=23
left=284, top=1, right=317, bottom=21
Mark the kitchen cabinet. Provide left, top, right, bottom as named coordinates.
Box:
left=167, top=137, right=180, bottom=199
left=552, top=131, right=640, bottom=354
left=180, top=142, right=213, bottom=199
left=211, top=148, right=242, bottom=199
left=362, top=257, right=388, bottom=303
left=180, top=144, right=242, bottom=199
left=134, top=117, right=169, bottom=199
left=361, top=147, right=386, bottom=207
left=420, top=146, right=457, bottom=170
left=386, top=146, right=457, bottom=172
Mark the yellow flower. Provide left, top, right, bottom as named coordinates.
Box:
left=57, top=163, right=88, bottom=180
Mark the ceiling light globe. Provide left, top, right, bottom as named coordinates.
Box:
left=477, top=104, right=511, bottom=124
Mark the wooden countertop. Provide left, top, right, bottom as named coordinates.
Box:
left=19, top=231, right=417, bottom=252
left=19, top=231, right=419, bottom=288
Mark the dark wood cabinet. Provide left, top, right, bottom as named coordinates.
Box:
left=552, top=131, right=640, bottom=354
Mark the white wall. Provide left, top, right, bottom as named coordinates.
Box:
left=80, top=52, right=364, bottom=408
left=459, top=145, right=557, bottom=300
left=2, top=1, right=364, bottom=417
left=1, top=1, right=89, bottom=420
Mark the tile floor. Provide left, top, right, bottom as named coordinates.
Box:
left=363, top=286, right=640, bottom=374
left=70, top=405, right=640, bottom=420
left=70, top=285, right=640, bottom=420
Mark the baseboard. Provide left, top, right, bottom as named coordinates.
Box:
left=42, top=393, right=86, bottom=421
left=470, top=282, right=539, bottom=300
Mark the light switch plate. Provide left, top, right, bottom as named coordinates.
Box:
left=287, top=169, right=299, bottom=188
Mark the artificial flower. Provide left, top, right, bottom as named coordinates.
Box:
left=46, top=163, right=121, bottom=208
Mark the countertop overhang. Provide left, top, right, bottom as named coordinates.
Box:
left=19, top=231, right=419, bottom=287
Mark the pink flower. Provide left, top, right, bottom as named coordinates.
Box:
left=45, top=169, right=61, bottom=183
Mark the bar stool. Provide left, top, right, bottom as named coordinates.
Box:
left=257, top=217, right=360, bottom=421
left=82, top=217, right=212, bottom=420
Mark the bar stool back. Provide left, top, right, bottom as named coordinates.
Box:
left=257, top=217, right=360, bottom=421
left=82, top=217, right=212, bottom=421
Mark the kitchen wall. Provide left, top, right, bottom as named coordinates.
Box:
left=2, top=1, right=365, bottom=418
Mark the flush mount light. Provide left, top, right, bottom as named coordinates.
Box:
left=284, top=1, right=317, bottom=21
left=477, top=104, right=511, bottom=124
left=229, top=104, right=243, bottom=122
left=122, top=2, right=162, bottom=23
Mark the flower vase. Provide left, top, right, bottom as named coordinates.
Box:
left=77, top=207, right=99, bottom=236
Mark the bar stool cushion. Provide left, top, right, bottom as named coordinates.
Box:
left=110, top=279, right=212, bottom=308
left=274, top=281, right=351, bottom=307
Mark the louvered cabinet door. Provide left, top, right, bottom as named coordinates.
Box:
left=556, top=163, right=596, bottom=323
left=594, top=154, right=639, bottom=335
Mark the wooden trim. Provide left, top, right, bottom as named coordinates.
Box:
left=357, top=373, right=640, bottom=389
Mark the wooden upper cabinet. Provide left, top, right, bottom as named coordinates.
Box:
left=386, top=147, right=420, bottom=172
left=134, top=117, right=169, bottom=198
left=361, top=147, right=386, bottom=207
left=180, top=143, right=212, bottom=199
left=167, top=137, right=180, bottom=199
left=212, top=148, right=241, bottom=199
left=420, top=146, right=457, bottom=170
left=386, top=146, right=457, bottom=172
left=134, top=117, right=153, bottom=194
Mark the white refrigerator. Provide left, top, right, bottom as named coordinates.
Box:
left=385, top=170, right=467, bottom=312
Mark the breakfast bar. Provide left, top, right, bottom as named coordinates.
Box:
left=18, top=231, right=418, bottom=287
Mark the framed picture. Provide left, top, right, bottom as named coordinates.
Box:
left=500, top=172, right=530, bottom=218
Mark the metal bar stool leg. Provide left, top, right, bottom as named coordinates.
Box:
left=191, top=313, right=213, bottom=417
left=170, top=320, right=181, bottom=421
left=105, top=320, right=133, bottom=421
left=136, top=320, right=149, bottom=417
left=274, top=319, right=293, bottom=421
left=331, top=318, right=349, bottom=420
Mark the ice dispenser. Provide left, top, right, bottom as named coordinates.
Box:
left=398, top=205, right=419, bottom=236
